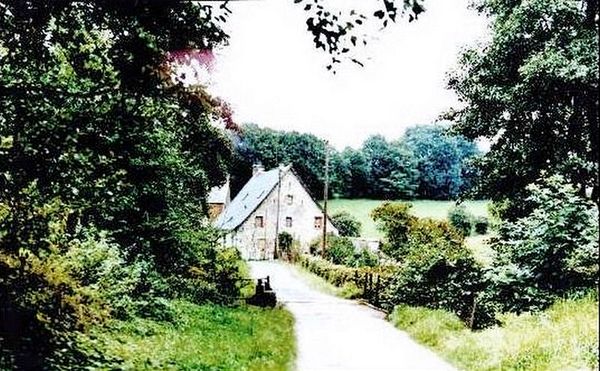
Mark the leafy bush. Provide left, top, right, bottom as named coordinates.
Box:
left=331, top=211, right=362, bottom=237
left=0, top=201, right=148, bottom=368
left=296, top=254, right=397, bottom=306
left=339, top=282, right=363, bottom=299
left=278, top=232, right=293, bottom=252
left=298, top=254, right=360, bottom=287
left=473, top=216, right=489, bottom=235
left=448, top=205, right=474, bottom=236
left=309, top=236, right=322, bottom=256
left=371, top=202, right=493, bottom=327
left=0, top=198, right=246, bottom=368
left=322, top=235, right=380, bottom=268
left=324, top=235, right=356, bottom=265
left=353, top=248, right=380, bottom=268
left=382, top=218, right=494, bottom=328
left=371, top=202, right=416, bottom=259
left=488, top=175, right=599, bottom=313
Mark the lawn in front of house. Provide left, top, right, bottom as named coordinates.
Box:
left=325, top=199, right=490, bottom=239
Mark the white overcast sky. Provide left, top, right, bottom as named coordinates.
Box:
left=211, top=0, right=490, bottom=150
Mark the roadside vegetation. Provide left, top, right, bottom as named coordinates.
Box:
left=289, top=263, right=361, bottom=299
left=86, top=301, right=295, bottom=370
left=292, top=174, right=598, bottom=369
left=0, top=3, right=296, bottom=369
left=390, top=293, right=598, bottom=371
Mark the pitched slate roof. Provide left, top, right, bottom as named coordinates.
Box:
left=215, top=165, right=290, bottom=231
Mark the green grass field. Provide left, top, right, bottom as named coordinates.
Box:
left=88, top=301, right=296, bottom=370
left=326, top=199, right=490, bottom=238
left=389, top=292, right=599, bottom=370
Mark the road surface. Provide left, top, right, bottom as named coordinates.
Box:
left=249, top=261, right=455, bottom=371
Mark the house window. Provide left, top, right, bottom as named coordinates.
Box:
left=285, top=217, right=293, bottom=228
left=286, top=195, right=293, bottom=205
left=255, top=216, right=264, bottom=228
left=314, top=216, right=323, bottom=229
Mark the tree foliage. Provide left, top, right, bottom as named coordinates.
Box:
left=448, top=204, right=475, bottom=237
left=331, top=147, right=371, bottom=198
left=294, top=0, right=426, bottom=70
left=0, top=2, right=243, bottom=367
left=321, top=235, right=379, bottom=268
left=331, top=211, right=362, bottom=237
left=489, top=175, right=599, bottom=313
left=371, top=201, right=416, bottom=259
left=403, top=124, right=480, bottom=199
left=372, top=202, right=492, bottom=327
left=362, top=135, right=419, bottom=199
left=234, top=123, right=479, bottom=200
left=230, top=123, right=327, bottom=197
left=449, top=0, right=599, bottom=218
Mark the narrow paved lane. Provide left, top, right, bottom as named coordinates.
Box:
left=249, top=261, right=455, bottom=371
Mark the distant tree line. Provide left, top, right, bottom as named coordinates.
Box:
left=230, top=123, right=480, bottom=200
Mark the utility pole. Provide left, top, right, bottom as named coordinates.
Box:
left=274, top=165, right=281, bottom=260
left=322, top=142, right=329, bottom=254
left=274, top=141, right=281, bottom=260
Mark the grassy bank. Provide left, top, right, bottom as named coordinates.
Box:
left=289, top=263, right=362, bottom=299
left=389, top=293, right=599, bottom=370
left=87, top=300, right=296, bottom=370
left=325, top=199, right=489, bottom=238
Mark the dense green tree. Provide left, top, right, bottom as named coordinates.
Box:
left=0, top=1, right=232, bottom=262
left=447, top=204, right=474, bottom=237
left=231, top=123, right=327, bottom=197
left=371, top=202, right=416, bottom=259
left=362, top=135, right=419, bottom=199
left=372, top=201, right=491, bottom=327
left=403, top=124, right=480, bottom=199
left=332, top=147, right=371, bottom=198
left=331, top=211, right=362, bottom=237
left=448, top=0, right=599, bottom=218
left=0, top=2, right=242, bottom=367
left=233, top=125, right=482, bottom=200
left=489, top=175, right=599, bottom=313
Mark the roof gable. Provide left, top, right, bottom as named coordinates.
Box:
left=215, top=165, right=290, bottom=230
left=207, top=180, right=230, bottom=204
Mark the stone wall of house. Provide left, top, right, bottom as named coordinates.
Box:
left=226, top=170, right=338, bottom=260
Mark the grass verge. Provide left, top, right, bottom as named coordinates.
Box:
left=87, top=300, right=296, bottom=370
left=289, top=263, right=362, bottom=299
left=389, top=292, right=599, bottom=370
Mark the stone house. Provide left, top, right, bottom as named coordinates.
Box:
left=214, top=164, right=338, bottom=260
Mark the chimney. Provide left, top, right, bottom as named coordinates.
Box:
left=252, top=163, right=265, bottom=176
